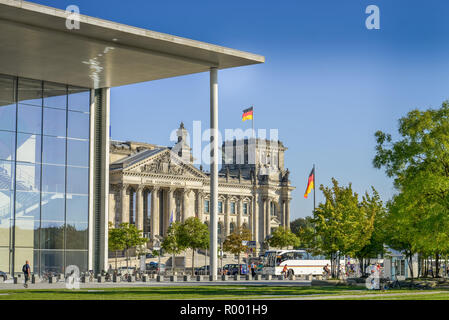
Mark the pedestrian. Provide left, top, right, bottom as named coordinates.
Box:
left=22, top=260, right=31, bottom=288
left=251, top=262, right=256, bottom=277
left=281, top=264, right=288, bottom=279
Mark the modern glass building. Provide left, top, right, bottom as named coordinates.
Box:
left=0, top=0, right=263, bottom=278
left=0, top=75, right=90, bottom=275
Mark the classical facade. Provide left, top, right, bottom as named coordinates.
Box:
left=108, top=123, right=294, bottom=251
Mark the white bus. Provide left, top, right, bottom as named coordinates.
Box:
left=262, top=249, right=345, bottom=277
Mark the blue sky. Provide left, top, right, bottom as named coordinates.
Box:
left=32, top=0, right=449, bottom=219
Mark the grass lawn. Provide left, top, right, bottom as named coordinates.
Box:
left=0, top=285, right=447, bottom=300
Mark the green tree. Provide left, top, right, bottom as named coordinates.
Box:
left=162, top=222, right=186, bottom=274
left=303, top=178, right=376, bottom=278
left=267, top=226, right=300, bottom=250
left=119, top=223, right=148, bottom=270
left=178, top=217, right=210, bottom=275
left=374, top=102, right=449, bottom=278
left=223, top=226, right=252, bottom=275
left=108, top=222, right=126, bottom=271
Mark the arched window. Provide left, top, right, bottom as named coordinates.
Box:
left=229, top=222, right=235, bottom=234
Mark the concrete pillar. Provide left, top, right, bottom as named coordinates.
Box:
left=121, top=184, right=129, bottom=224
left=136, top=186, right=144, bottom=231
left=151, top=187, right=160, bottom=239
left=182, top=189, right=189, bottom=222
left=210, top=67, right=218, bottom=280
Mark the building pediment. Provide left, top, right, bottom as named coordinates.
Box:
left=124, top=149, right=207, bottom=179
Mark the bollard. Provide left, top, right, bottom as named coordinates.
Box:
left=233, top=274, right=238, bottom=281
left=80, top=276, right=88, bottom=283
left=170, top=275, right=177, bottom=282
left=49, top=276, right=57, bottom=284
left=265, top=274, right=272, bottom=281
left=196, top=275, right=201, bottom=281
left=183, top=275, right=190, bottom=282
left=13, top=277, right=18, bottom=284
left=156, top=275, right=163, bottom=282
left=254, top=274, right=260, bottom=280
left=245, top=274, right=250, bottom=281
left=221, top=275, right=228, bottom=281
left=128, top=275, right=135, bottom=282
left=113, top=275, right=121, bottom=283
left=32, top=275, right=39, bottom=284
left=209, top=275, right=214, bottom=281
left=0, top=277, right=3, bottom=284
left=316, top=275, right=322, bottom=280
left=97, top=276, right=105, bottom=283
left=278, top=275, right=284, bottom=280
left=142, top=275, right=148, bottom=282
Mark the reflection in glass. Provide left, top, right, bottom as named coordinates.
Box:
left=0, top=190, right=13, bottom=221
left=17, top=133, right=41, bottom=163
left=0, top=74, right=16, bottom=104
left=42, top=136, right=66, bottom=165
left=68, top=87, right=90, bottom=112
left=14, top=247, right=36, bottom=273
left=65, top=223, right=87, bottom=250
left=14, top=218, right=38, bottom=248
left=18, top=78, right=42, bottom=106
left=68, top=111, right=89, bottom=139
left=18, top=104, right=42, bottom=134
left=15, top=191, right=40, bottom=220
left=0, top=160, right=14, bottom=191
left=41, top=193, right=65, bottom=222
left=43, top=82, right=66, bottom=109
left=67, top=167, right=88, bottom=195
left=16, top=163, right=40, bottom=191
left=65, top=250, right=88, bottom=273
left=43, top=108, right=66, bottom=137
left=0, top=247, right=10, bottom=274
left=67, top=139, right=89, bottom=167
left=66, top=194, right=88, bottom=223
left=39, top=250, right=64, bottom=274
left=0, top=130, right=15, bottom=161
left=40, top=221, right=64, bottom=249
left=0, top=104, right=16, bottom=132
left=42, top=165, right=65, bottom=193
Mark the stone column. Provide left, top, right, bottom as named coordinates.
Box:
left=120, top=183, right=129, bottom=224
left=265, top=198, right=271, bottom=238
left=165, top=188, right=174, bottom=234
left=198, top=191, right=204, bottom=221
left=151, top=187, right=160, bottom=240
left=224, top=195, right=230, bottom=238
left=252, top=194, right=258, bottom=244
left=182, top=189, right=189, bottom=222
left=135, top=186, right=144, bottom=231
left=285, top=199, right=290, bottom=230
left=237, top=196, right=243, bottom=229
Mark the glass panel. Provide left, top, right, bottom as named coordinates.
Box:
left=17, top=133, right=41, bottom=163
left=41, top=193, right=65, bottom=221
left=0, top=191, right=13, bottom=247
left=43, top=82, right=66, bottom=109
left=68, top=111, right=89, bottom=139
left=18, top=104, right=42, bottom=134
left=39, top=250, right=63, bottom=274
left=0, top=104, right=16, bottom=132
left=66, top=167, right=88, bottom=195
left=68, top=87, right=90, bottom=112
left=14, top=218, right=38, bottom=248
left=42, top=165, right=65, bottom=193
left=40, top=221, right=64, bottom=249
left=0, top=74, right=16, bottom=104
left=14, top=247, right=36, bottom=274
left=43, top=107, right=66, bottom=136
left=67, top=139, right=89, bottom=167
left=65, top=250, right=88, bottom=273
left=15, top=191, right=40, bottom=220
left=42, top=136, right=66, bottom=165
left=16, top=163, right=40, bottom=191
left=66, top=194, right=88, bottom=223
left=18, top=78, right=42, bottom=106
left=0, top=130, right=15, bottom=161
left=65, top=223, right=88, bottom=250
left=0, top=160, right=14, bottom=191
left=0, top=247, right=10, bottom=274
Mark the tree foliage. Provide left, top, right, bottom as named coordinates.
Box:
left=178, top=217, right=210, bottom=273
left=267, top=226, right=299, bottom=249
left=223, top=226, right=252, bottom=274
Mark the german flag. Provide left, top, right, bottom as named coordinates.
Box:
left=242, top=107, right=253, bottom=121
left=304, top=167, right=315, bottom=199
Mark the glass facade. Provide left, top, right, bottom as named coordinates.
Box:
left=0, top=74, right=90, bottom=276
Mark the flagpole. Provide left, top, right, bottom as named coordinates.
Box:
left=313, top=164, right=316, bottom=212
